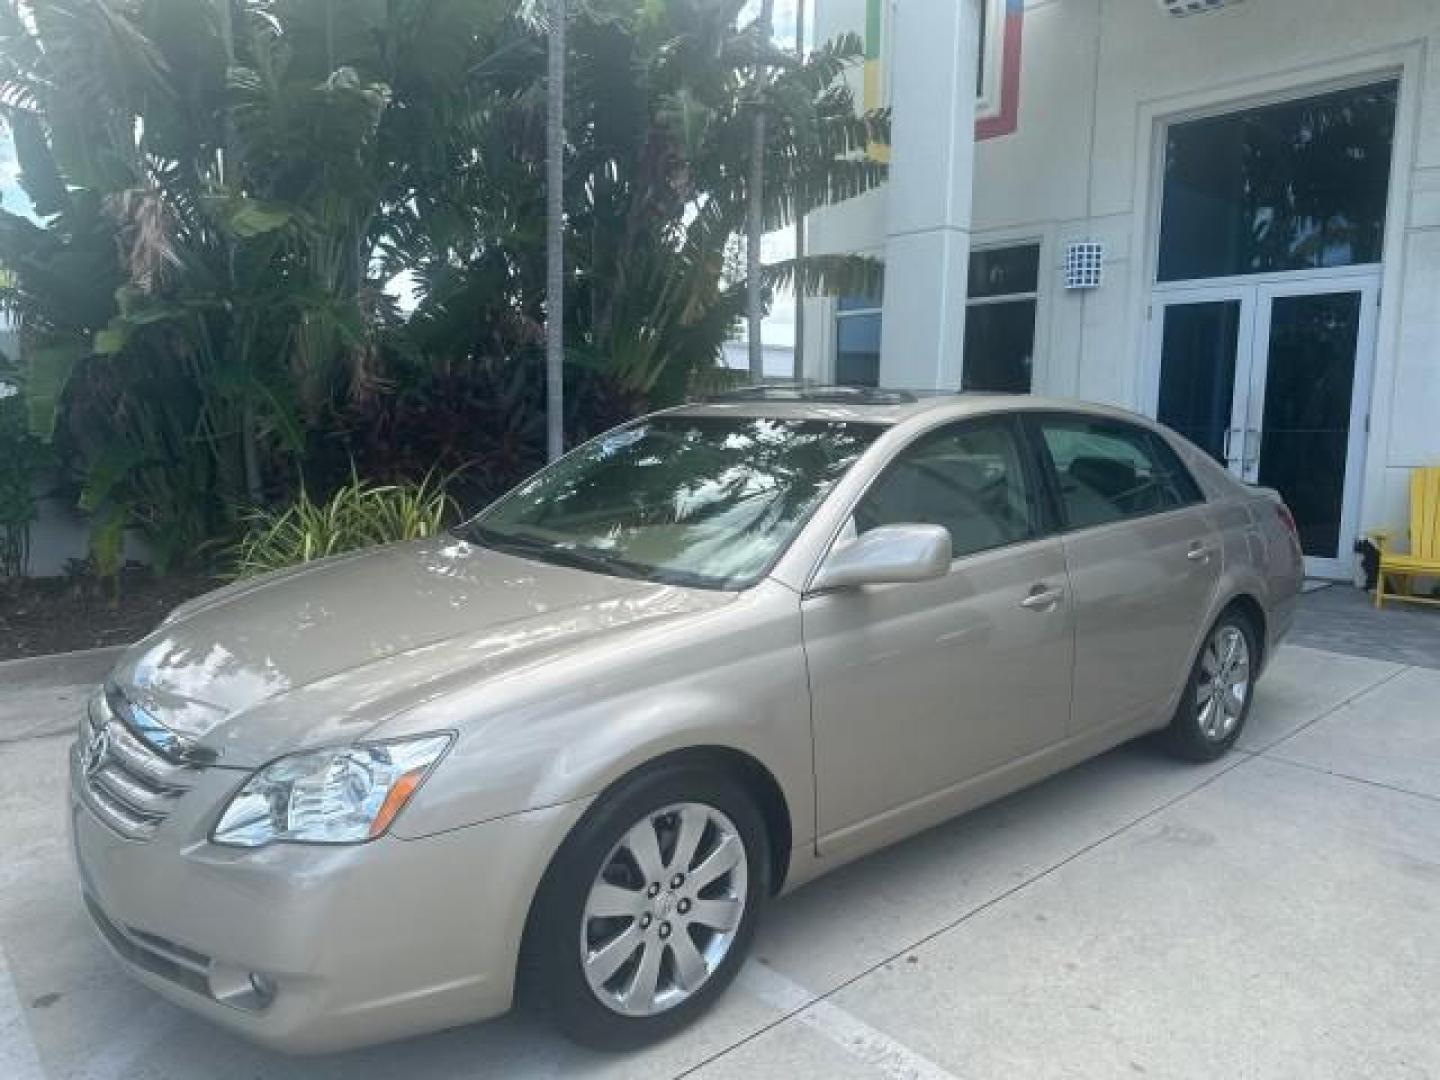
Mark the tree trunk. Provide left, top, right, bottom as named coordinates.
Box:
left=746, top=0, right=775, bottom=385
left=545, top=0, right=567, bottom=462
left=218, top=0, right=264, bottom=504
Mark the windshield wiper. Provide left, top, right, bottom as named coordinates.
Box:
left=466, top=526, right=647, bottom=581
left=536, top=545, right=648, bottom=580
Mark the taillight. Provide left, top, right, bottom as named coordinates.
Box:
left=1275, top=502, right=1299, bottom=544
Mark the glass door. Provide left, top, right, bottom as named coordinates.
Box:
left=1248, top=280, right=1378, bottom=578
left=1148, top=274, right=1378, bottom=579
left=1150, top=289, right=1254, bottom=470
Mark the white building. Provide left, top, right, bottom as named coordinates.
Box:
left=798, top=0, right=1440, bottom=580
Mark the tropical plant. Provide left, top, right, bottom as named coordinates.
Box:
left=314, top=354, right=643, bottom=510
left=386, top=0, right=889, bottom=401
left=230, top=470, right=455, bottom=578
left=0, top=1, right=504, bottom=558
left=0, top=387, right=50, bottom=577
left=0, top=0, right=885, bottom=584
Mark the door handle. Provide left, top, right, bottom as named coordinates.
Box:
left=1186, top=543, right=1213, bottom=563
left=1020, top=584, right=1064, bottom=611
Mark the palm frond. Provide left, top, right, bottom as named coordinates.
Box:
left=761, top=254, right=885, bottom=299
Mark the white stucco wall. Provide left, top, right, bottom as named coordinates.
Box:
left=803, top=0, right=1440, bottom=546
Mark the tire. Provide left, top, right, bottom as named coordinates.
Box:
left=525, top=762, right=770, bottom=1049
left=1163, top=609, right=1259, bottom=762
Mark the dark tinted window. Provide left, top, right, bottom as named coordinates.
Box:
left=856, top=420, right=1040, bottom=559
left=1155, top=299, right=1243, bottom=462
left=964, top=244, right=1038, bottom=393
left=1036, top=416, right=1201, bottom=529
left=968, top=245, right=1039, bottom=298
left=836, top=296, right=882, bottom=387
left=1158, top=81, right=1396, bottom=282
left=963, top=301, right=1035, bottom=393
left=1256, top=291, right=1361, bottom=558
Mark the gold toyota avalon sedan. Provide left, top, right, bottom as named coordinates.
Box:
left=70, top=389, right=1303, bottom=1052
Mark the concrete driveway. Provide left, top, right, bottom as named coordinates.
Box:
left=2, top=643, right=1437, bottom=1079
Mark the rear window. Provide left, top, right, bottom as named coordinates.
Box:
left=1035, top=415, right=1202, bottom=529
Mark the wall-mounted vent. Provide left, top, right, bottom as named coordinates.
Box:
left=1064, top=242, right=1105, bottom=290
left=1157, top=0, right=1243, bottom=16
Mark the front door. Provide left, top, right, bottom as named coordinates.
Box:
left=802, top=416, right=1073, bottom=857
left=1148, top=272, right=1378, bottom=579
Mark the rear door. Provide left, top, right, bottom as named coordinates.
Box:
left=1025, top=413, right=1220, bottom=736
left=803, top=415, right=1073, bottom=853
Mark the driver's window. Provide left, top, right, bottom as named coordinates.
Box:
left=855, top=420, right=1040, bottom=559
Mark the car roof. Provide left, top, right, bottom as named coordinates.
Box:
left=666, top=388, right=1154, bottom=428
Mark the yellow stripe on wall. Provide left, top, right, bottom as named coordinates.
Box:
left=863, top=0, right=889, bottom=163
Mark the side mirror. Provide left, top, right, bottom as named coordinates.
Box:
left=810, top=524, right=952, bottom=592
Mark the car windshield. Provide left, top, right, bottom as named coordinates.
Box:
left=460, top=415, right=881, bottom=589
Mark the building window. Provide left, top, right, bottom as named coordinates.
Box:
left=975, top=0, right=1000, bottom=107
left=835, top=296, right=883, bottom=387
left=1158, top=81, right=1398, bottom=283
left=963, top=244, right=1039, bottom=393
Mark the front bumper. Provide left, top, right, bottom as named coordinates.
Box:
left=69, top=747, right=590, bottom=1053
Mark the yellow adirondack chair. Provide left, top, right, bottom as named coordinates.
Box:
left=1373, top=466, right=1440, bottom=609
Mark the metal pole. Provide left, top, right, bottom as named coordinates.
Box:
left=791, top=0, right=807, bottom=384
left=746, top=0, right=776, bottom=385
left=545, top=0, right=567, bottom=462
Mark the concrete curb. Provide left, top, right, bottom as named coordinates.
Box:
left=0, top=645, right=126, bottom=691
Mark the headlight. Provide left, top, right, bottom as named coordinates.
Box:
left=212, top=735, right=452, bottom=848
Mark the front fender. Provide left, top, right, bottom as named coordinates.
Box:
left=388, top=581, right=815, bottom=852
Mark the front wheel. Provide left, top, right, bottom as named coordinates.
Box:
left=1163, top=611, right=1258, bottom=762
left=526, top=764, right=769, bottom=1049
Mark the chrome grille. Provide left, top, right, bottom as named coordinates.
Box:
left=77, top=687, right=202, bottom=840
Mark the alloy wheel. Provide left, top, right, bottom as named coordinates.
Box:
left=579, top=802, right=748, bottom=1017
left=1197, top=623, right=1251, bottom=740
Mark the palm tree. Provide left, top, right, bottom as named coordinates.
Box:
left=0, top=0, right=483, bottom=566
left=0, top=0, right=886, bottom=576
left=406, top=0, right=889, bottom=401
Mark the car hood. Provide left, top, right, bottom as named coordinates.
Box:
left=111, top=536, right=730, bottom=767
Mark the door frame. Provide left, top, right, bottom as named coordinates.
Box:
left=1145, top=265, right=1381, bottom=579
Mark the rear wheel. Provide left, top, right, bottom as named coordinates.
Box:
left=526, top=764, right=769, bottom=1049
left=1163, top=611, right=1257, bottom=762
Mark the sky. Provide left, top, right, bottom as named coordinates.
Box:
left=740, top=0, right=805, bottom=50
left=0, top=126, right=37, bottom=222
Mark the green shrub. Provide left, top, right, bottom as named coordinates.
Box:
left=231, top=472, right=456, bottom=578
left=0, top=391, right=52, bottom=578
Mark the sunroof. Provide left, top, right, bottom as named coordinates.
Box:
left=704, top=385, right=918, bottom=405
